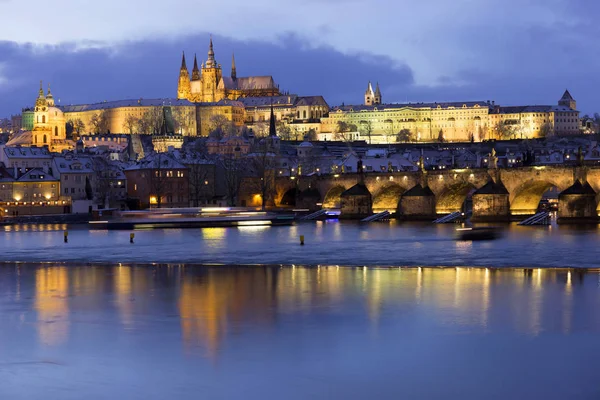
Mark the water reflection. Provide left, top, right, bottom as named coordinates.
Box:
left=7, top=264, right=600, bottom=357
left=34, top=267, right=70, bottom=346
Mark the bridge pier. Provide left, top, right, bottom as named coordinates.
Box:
left=340, top=183, right=373, bottom=218
left=557, top=180, right=598, bottom=224
left=296, top=188, right=321, bottom=211
left=471, top=179, right=511, bottom=222
left=398, top=184, right=436, bottom=220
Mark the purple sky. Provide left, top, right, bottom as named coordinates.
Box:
left=1, top=0, right=598, bottom=116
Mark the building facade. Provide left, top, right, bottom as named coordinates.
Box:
left=61, top=99, right=197, bottom=136
left=124, top=154, right=189, bottom=209
left=320, top=89, right=580, bottom=143
left=177, top=38, right=280, bottom=103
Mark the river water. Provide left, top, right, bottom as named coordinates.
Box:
left=0, top=220, right=598, bottom=267
left=1, top=222, right=600, bottom=399
left=0, top=264, right=599, bottom=399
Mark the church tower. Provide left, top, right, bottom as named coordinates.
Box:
left=364, top=81, right=375, bottom=106
left=200, top=36, right=223, bottom=102
left=177, top=52, right=192, bottom=100
left=46, top=83, right=55, bottom=107
left=374, top=82, right=382, bottom=105
left=559, top=89, right=576, bottom=110
left=231, top=52, right=237, bottom=81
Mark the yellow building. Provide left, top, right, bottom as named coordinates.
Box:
left=61, top=99, right=197, bottom=136
left=8, top=82, right=74, bottom=152
left=177, top=37, right=280, bottom=103
left=320, top=88, right=580, bottom=143
left=240, top=95, right=329, bottom=139
left=197, top=99, right=245, bottom=137
left=489, top=91, right=580, bottom=139
left=321, top=101, right=490, bottom=143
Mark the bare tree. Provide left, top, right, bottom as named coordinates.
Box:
left=89, top=110, right=109, bottom=134
left=123, top=114, right=137, bottom=134
left=491, top=121, right=514, bottom=140
left=438, top=129, right=445, bottom=143
left=148, top=107, right=163, bottom=134
left=335, top=121, right=357, bottom=142
left=67, top=118, right=86, bottom=139
left=360, top=120, right=373, bottom=144
left=219, top=157, right=246, bottom=206
left=187, top=161, right=212, bottom=207
left=539, top=122, right=553, bottom=138
left=172, top=107, right=195, bottom=135
left=252, top=121, right=269, bottom=138
left=276, top=120, right=292, bottom=140
left=396, top=128, right=412, bottom=143
left=304, top=128, right=318, bottom=141
left=149, top=153, right=170, bottom=208
left=247, top=142, right=278, bottom=210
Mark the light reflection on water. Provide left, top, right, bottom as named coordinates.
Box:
left=0, top=264, right=599, bottom=399
left=1, top=264, right=600, bottom=398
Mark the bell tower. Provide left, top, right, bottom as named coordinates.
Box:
left=200, top=36, right=223, bottom=102
left=374, top=82, right=382, bottom=105
left=364, top=81, right=375, bottom=106
left=558, top=89, right=576, bottom=110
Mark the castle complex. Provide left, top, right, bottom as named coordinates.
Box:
left=7, top=38, right=584, bottom=149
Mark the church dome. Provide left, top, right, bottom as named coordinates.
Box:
left=47, top=106, right=64, bottom=118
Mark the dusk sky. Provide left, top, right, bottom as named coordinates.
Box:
left=1, top=0, right=598, bottom=116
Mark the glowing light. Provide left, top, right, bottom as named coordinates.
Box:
left=200, top=207, right=230, bottom=212
left=237, top=220, right=272, bottom=226
left=334, top=174, right=340, bottom=178
left=14, top=196, right=21, bottom=201
left=149, top=196, right=158, bottom=204
left=389, top=176, right=394, bottom=181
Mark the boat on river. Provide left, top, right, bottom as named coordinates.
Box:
left=89, top=207, right=295, bottom=230
left=455, top=227, right=501, bottom=241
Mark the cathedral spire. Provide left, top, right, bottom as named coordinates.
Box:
left=269, top=102, right=277, bottom=137
left=192, top=53, right=201, bottom=80
left=231, top=52, right=237, bottom=80
left=177, top=52, right=191, bottom=100
left=206, top=35, right=216, bottom=68
left=180, top=51, right=188, bottom=71
left=38, top=80, right=45, bottom=98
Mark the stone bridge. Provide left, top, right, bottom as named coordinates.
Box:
left=273, top=166, right=600, bottom=219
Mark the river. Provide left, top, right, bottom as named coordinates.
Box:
left=1, top=221, right=600, bottom=399
left=0, top=220, right=598, bottom=267
left=0, top=264, right=599, bottom=399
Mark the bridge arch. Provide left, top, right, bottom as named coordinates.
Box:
left=323, top=185, right=347, bottom=209
left=510, top=180, right=560, bottom=216
left=279, top=188, right=297, bottom=207
left=372, top=184, right=406, bottom=213
left=435, top=182, right=477, bottom=214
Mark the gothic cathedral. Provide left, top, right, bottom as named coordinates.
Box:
left=177, top=37, right=281, bottom=103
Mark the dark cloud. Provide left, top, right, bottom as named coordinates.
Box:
left=0, top=34, right=413, bottom=115
left=0, top=30, right=597, bottom=117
